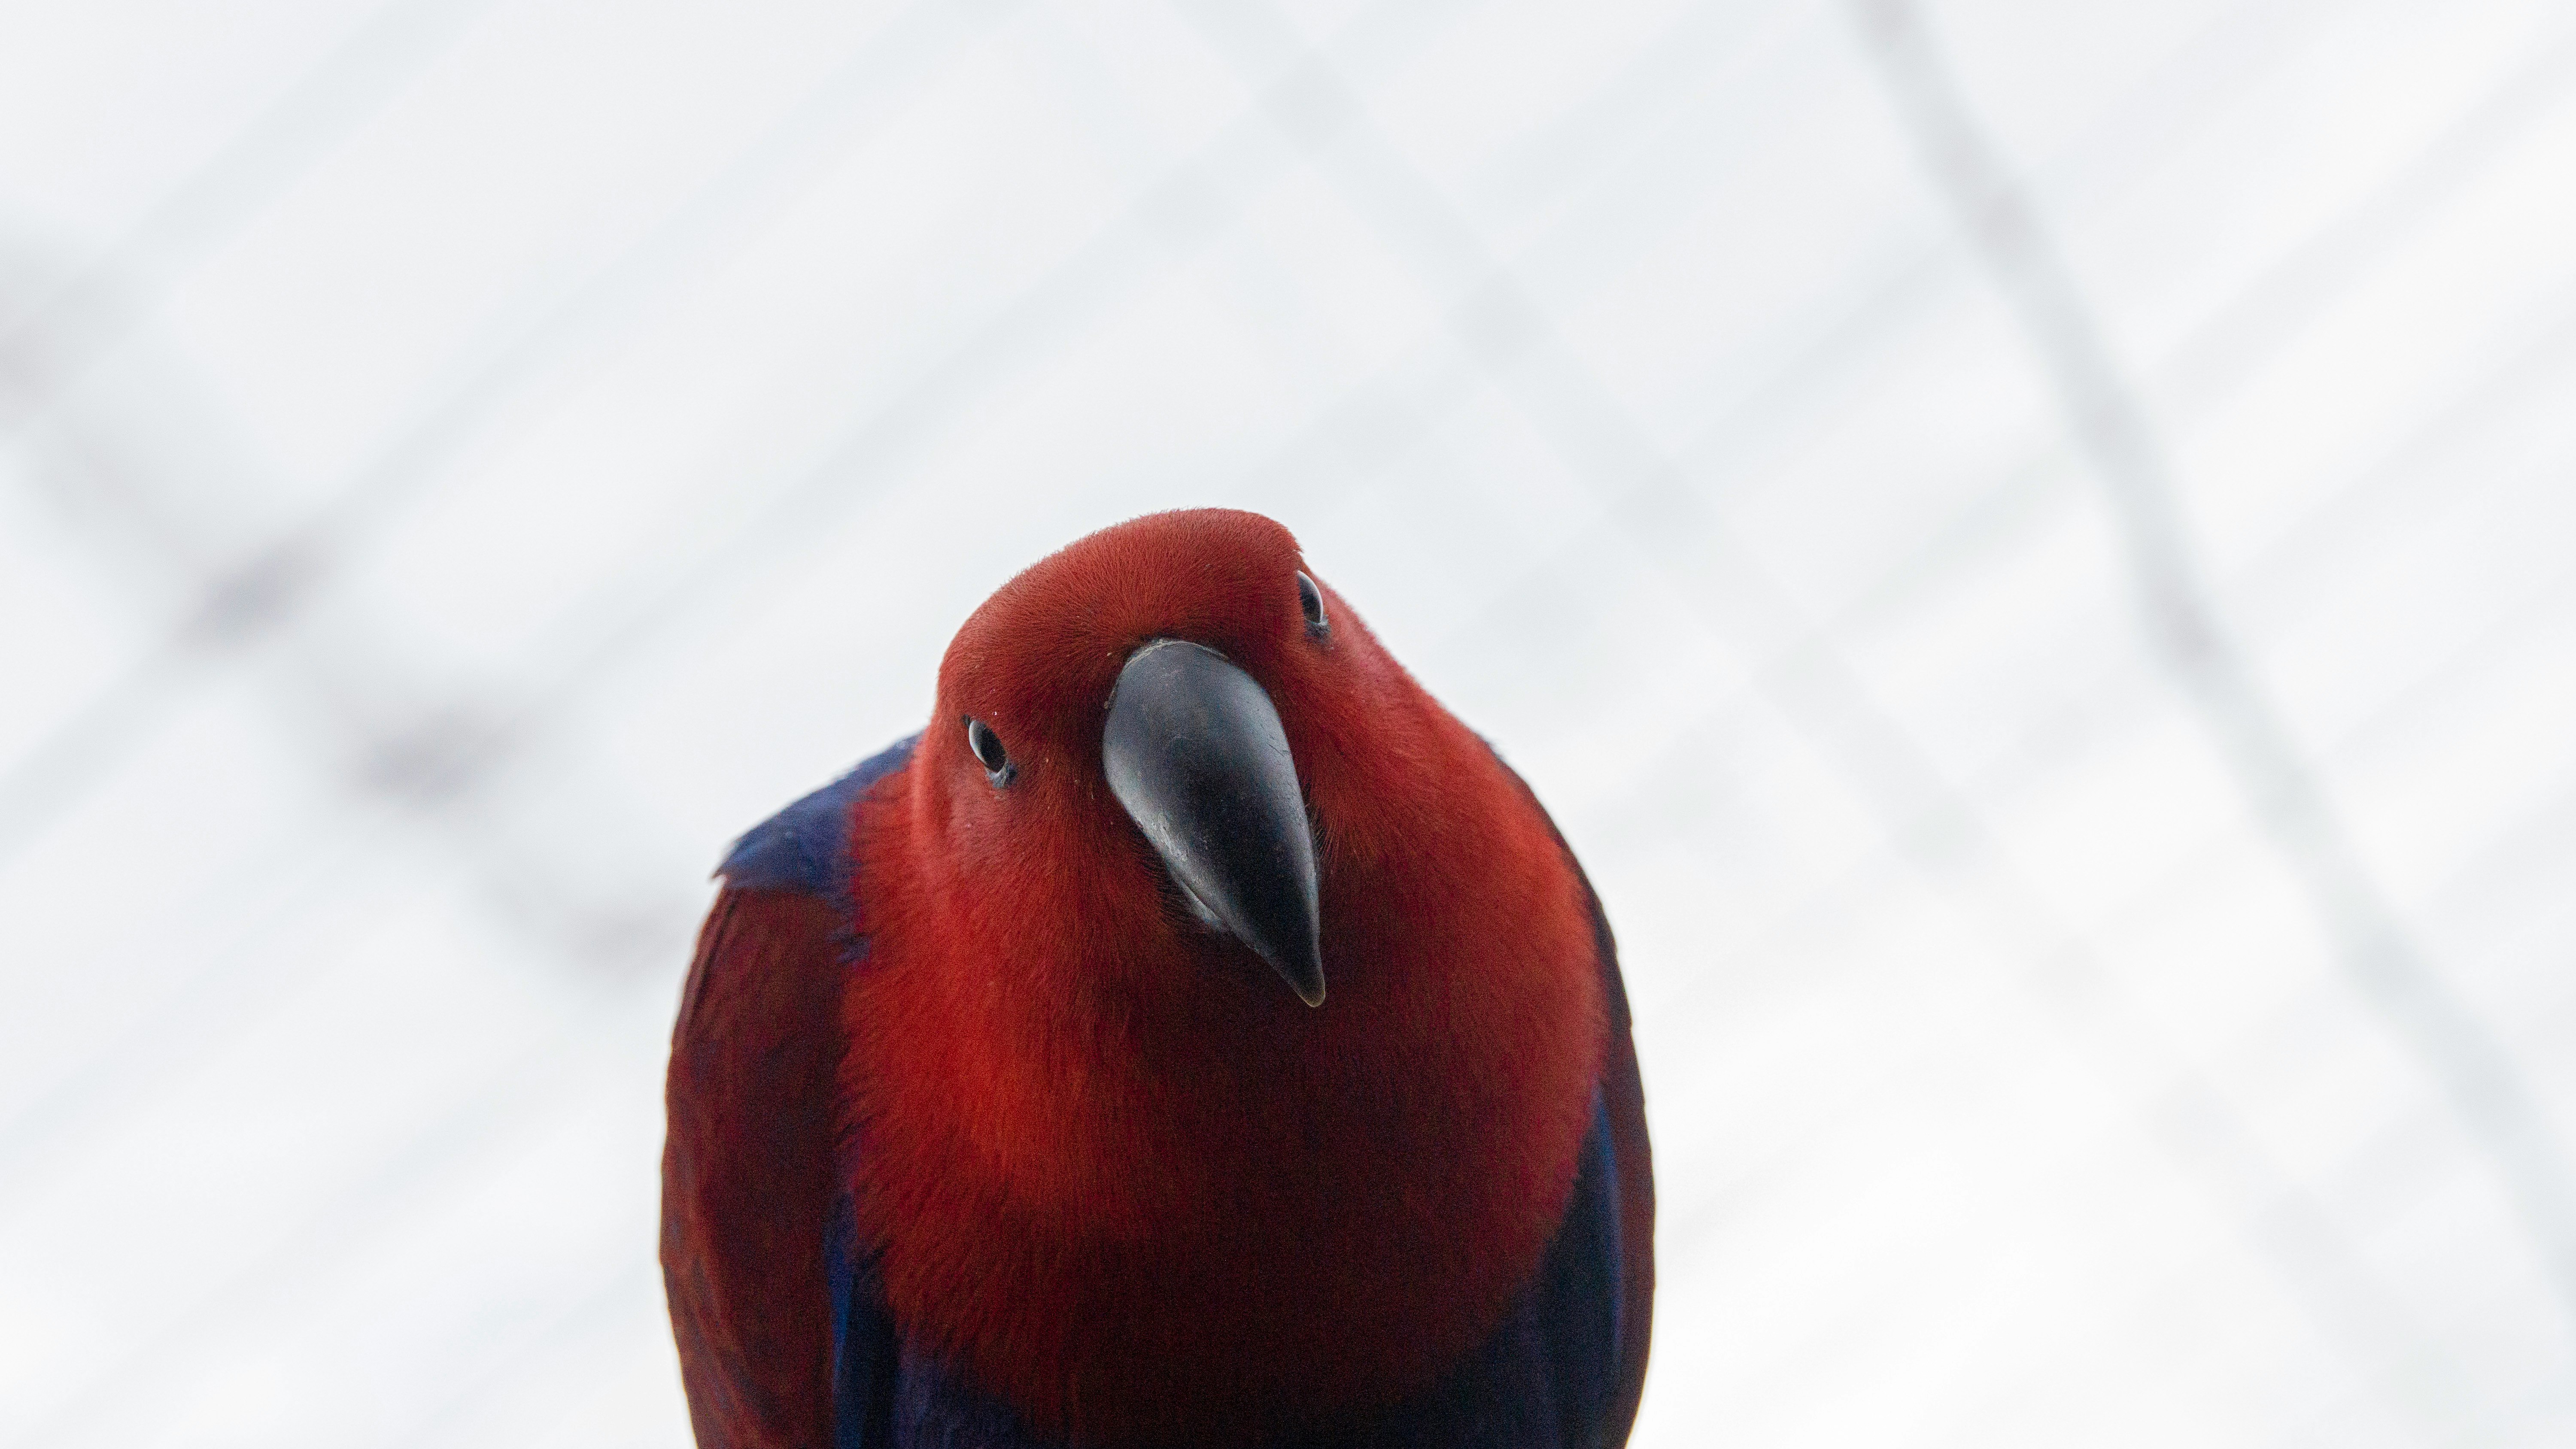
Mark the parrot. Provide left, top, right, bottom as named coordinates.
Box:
left=662, top=509, right=1651, bottom=1448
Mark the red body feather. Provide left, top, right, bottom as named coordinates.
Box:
left=664, top=888, right=846, bottom=1449
left=843, top=512, right=1610, bottom=1441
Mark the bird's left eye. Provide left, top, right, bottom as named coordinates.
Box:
left=1296, top=572, right=1329, bottom=638
left=965, top=717, right=1014, bottom=785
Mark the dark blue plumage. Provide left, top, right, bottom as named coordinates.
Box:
left=720, top=734, right=920, bottom=901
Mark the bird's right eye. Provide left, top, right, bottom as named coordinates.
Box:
left=1296, top=571, right=1329, bottom=639
left=965, top=717, right=1014, bottom=785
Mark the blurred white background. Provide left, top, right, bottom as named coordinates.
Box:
left=5, top=0, right=2576, bottom=1444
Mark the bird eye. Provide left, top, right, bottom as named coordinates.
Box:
left=965, top=717, right=1014, bottom=785
left=1296, top=571, right=1329, bottom=638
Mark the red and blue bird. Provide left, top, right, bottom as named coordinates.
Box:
left=662, top=510, right=1652, bottom=1447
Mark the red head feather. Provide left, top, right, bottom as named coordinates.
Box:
left=847, top=509, right=1605, bottom=1442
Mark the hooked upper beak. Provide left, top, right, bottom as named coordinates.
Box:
left=1102, top=640, right=1325, bottom=1006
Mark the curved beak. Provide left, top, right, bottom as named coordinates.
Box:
left=1103, top=640, right=1325, bottom=1006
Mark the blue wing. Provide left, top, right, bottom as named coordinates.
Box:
left=719, top=734, right=921, bottom=901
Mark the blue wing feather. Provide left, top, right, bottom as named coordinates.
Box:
left=719, top=734, right=920, bottom=897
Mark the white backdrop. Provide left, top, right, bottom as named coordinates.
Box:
left=5, top=0, right=2576, bottom=1444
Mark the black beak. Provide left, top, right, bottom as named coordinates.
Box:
left=1103, top=640, right=1325, bottom=1006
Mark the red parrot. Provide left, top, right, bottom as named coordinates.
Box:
left=662, top=509, right=1651, bottom=1447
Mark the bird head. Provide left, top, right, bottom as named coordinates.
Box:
left=907, top=507, right=1436, bottom=1012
